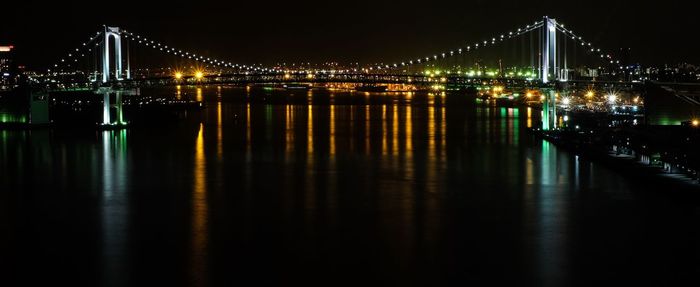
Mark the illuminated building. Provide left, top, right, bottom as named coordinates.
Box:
left=0, top=45, right=15, bottom=89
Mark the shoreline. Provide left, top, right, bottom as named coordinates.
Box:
left=530, top=128, right=700, bottom=196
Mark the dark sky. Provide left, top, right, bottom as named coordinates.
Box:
left=1, top=0, right=695, bottom=69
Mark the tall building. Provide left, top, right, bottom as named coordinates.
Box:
left=0, top=45, right=16, bottom=90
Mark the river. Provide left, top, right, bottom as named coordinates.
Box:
left=1, top=86, right=699, bottom=286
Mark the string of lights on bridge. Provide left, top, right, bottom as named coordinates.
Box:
left=375, top=17, right=621, bottom=72
left=48, top=31, right=104, bottom=73
left=553, top=22, right=620, bottom=65
left=119, top=29, right=279, bottom=73
left=48, top=28, right=364, bottom=77
left=47, top=18, right=623, bottom=78
left=374, top=20, right=543, bottom=71
left=48, top=28, right=284, bottom=75
left=119, top=30, right=360, bottom=76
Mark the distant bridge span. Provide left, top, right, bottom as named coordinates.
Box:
left=40, top=16, right=639, bottom=129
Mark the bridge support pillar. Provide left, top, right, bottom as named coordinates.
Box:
left=542, top=90, right=557, bottom=130
left=103, top=92, right=111, bottom=125
left=101, top=91, right=124, bottom=125
left=98, top=87, right=136, bottom=126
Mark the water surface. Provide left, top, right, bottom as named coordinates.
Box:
left=2, top=87, right=699, bottom=286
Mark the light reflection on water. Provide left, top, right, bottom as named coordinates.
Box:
left=100, top=130, right=129, bottom=287
left=191, top=123, right=208, bottom=286
left=216, top=102, right=222, bottom=159
left=2, top=86, right=698, bottom=286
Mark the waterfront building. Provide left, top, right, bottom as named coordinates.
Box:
left=0, top=45, right=16, bottom=90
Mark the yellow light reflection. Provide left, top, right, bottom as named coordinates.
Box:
left=327, top=102, right=338, bottom=226
left=382, top=105, right=387, bottom=156
left=191, top=123, right=208, bottom=286
left=285, top=105, right=294, bottom=154
left=440, top=106, right=447, bottom=156
left=392, top=105, right=398, bottom=156
left=441, top=105, right=446, bottom=160
left=405, top=105, right=413, bottom=156
left=217, top=102, right=222, bottom=159
left=246, top=103, right=251, bottom=157
left=330, top=104, right=336, bottom=156
left=308, top=104, right=313, bottom=154
left=196, top=87, right=203, bottom=102
left=429, top=104, right=436, bottom=159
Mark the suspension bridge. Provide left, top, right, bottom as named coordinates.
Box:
left=32, top=16, right=636, bottom=129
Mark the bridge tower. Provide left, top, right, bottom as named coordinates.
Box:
left=102, top=26, right=131, bottom=83
left=541, top=16, right=558, bottom=84
left=540, top=16, right=566, bottom=130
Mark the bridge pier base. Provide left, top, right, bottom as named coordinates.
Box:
left=103, top=92, right=111, bottom=125
left=99, top=87, right=137, bottom=127
left=542, top=89, right=557, bottom=130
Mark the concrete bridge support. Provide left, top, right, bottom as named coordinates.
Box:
left=99, top=88, right=137, bottom=126
left=542, top=89, right=557, bottom=130
left=103, top=92, right=112, bottom=125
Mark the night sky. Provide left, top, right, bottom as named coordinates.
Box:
left=1, top=0, right=695, bottom=69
